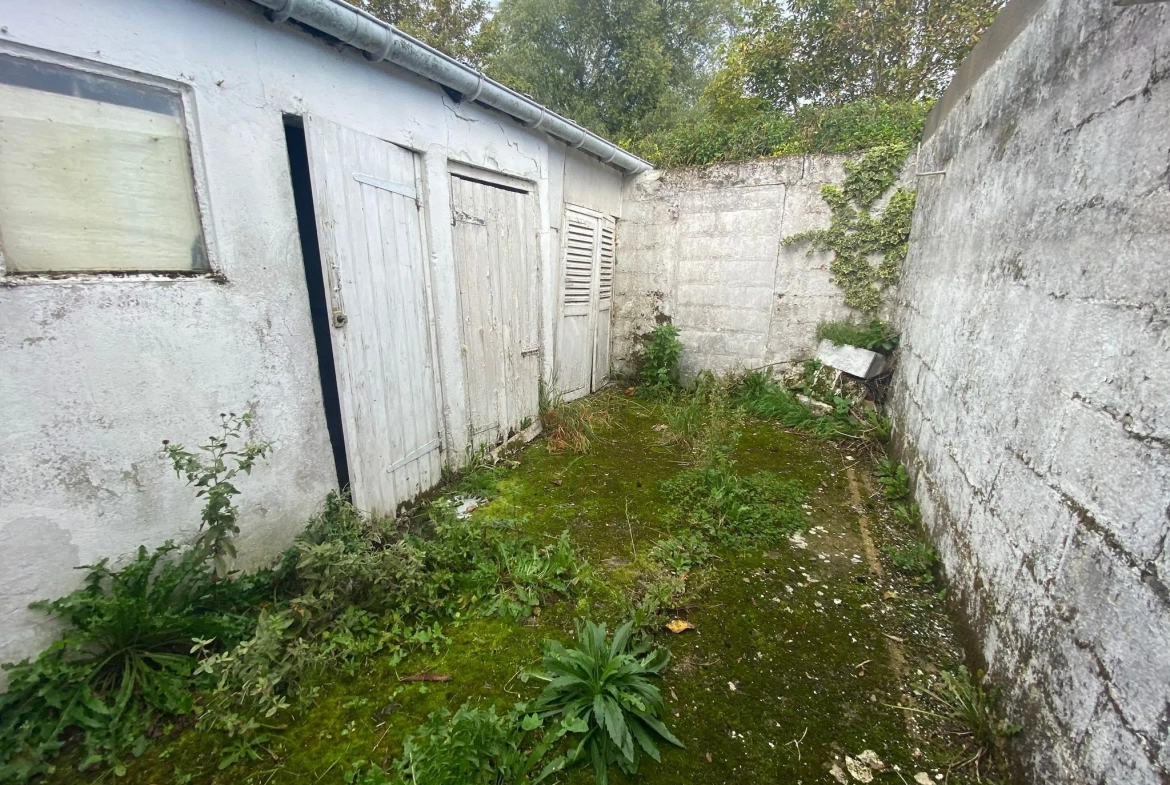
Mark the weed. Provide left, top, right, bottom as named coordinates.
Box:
left=663, top=459, right=808, bottom=549
left=648, top=533, right=711, bottom=575
left=864, top=408, right=892, bottom=442
left=662, top=397, right=704, bottom=447
left=734, top=370, right=815, bottom=428
left=732, top=369, right=880, bottom=441
left=623, top=575, right=690, bottom=635
left=638, top=324, right=682, bottom=400
left=816, top=318, right=900, bottom=354
left=876, top=459, right=911, bottom=501
left=542, top=399, right=611, bottom=454
left=450, top=446, right=509, bottom=497
left=163, top=412, right=273, bottom=579
left=0, top=419, right=277, bottom=781
left=354, top=702, right=571, bottom=784
left=527, top=621, right=682, bottom=784
left=886, top=540, right=936, bottom=579
left=892, top=500, right=920, bottom=525
left=196, top=501, right=586, bottom=739
left=894, top=666, right=1021, bottom=774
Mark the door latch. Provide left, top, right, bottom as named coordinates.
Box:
left=332, top=309, right=348, bottom=328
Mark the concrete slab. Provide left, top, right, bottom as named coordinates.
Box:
left=816, top=339, right=885, bottom=379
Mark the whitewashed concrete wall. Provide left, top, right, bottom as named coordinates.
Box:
left=0, top=0, right=622, bottom=671
left=613, top=155, right=909, bottom=379
left=889, top=0, right=1170, bottom=782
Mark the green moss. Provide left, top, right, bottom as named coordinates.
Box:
left=58, top=393, right=991, bottom=785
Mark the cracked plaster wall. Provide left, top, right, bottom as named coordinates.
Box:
left=889, top=0, right=1170, bottom=782
left=0, top=0, right=623, bottom=674
left=614, top=155, right=910, bottom=380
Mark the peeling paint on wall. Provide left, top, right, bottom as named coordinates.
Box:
left=0, top=0, right=624, bottom=670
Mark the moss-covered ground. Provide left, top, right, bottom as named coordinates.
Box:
left=59, top=391, right=985, bottom=785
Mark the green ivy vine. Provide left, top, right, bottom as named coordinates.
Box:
left=784, top=143, right=916, bottom=314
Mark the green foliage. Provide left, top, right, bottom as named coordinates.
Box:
left=864, top=409, right=893, bottom=443
left=875, top=458, right=911, bottom=501
left=1, top=410, right=589, bottom=782
left=163, top=413, right=273, bottom=579
left=664, top=464, right=809, bottom=548
left=633, top=98, right=930, bottom=168
left=733, top=369, right=877, bottom=441
left=648, top=532, right=711, bottom=575
left=358, top=702, right=570, bottom=785
left=662, top=396, right=705, bottom=448
left=484, top=0, right=731, bottom=141
left=195, top=498, right=586, bottom=743
left=913, top=667, right=1022, bottom=754
left=623, top=576, right=690, bottom=636
left=662, top=383, right=809, bottom=547
left=0, top=418, right=278, bottom=782
left=886, top=540, right=936, bottom=578
left=816, top=318, right=900, bottom=354
left=364, top=0, right=493, bottom=68
left=528, top=621, right=682, bottom=784
left=638, top=323, right=683, bottom=400
left=708, top=0, right=1003, bottom=113
left=785, top=144, right=916, bottom=313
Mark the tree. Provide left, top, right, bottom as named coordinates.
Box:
left=484, top=0, right=732, bottom=141
left=363, top=0, right=493, bottom=68
left=706, top=0, right=1003, bottom=115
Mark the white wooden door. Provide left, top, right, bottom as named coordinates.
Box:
left=304, top=115, right=443, bottom=514
left=450, top=174, right=540, bottom=449
left=556, top=206, right=615, bottom=401
left=592, top=217, right=615, bottom=391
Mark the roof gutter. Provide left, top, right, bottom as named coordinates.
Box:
left=250, top=0, right=653, bottom=174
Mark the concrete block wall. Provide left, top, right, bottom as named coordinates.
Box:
left=614, top=156, right=908, bottom=379
left=889, top=0, right=1170, bottom=782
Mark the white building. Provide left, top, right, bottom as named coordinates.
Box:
left=0, top=0, right=645, bottom=667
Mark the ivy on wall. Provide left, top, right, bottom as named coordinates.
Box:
left=784, top=143, right=916, bottom=314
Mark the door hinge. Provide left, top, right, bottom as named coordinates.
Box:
left=452, top=209, right=486, bottom=226
left=353, top=173, right=418, bottom=203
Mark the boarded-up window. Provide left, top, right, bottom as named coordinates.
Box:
left=0, top=54, right=207, bottom=274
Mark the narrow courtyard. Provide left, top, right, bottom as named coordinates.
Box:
left=73, top=387, right=1006, bottom=785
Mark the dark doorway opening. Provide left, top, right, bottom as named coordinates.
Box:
left=283, top=117, right=350, bottom=491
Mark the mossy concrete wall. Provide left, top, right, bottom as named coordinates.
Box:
left=614, top=156, right=906, bottom=380
left=889, top=0, right=1170, bottom=782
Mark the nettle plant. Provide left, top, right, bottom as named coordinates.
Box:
left=784, top=143, right=916, bottom=314
left=164, top=412, right=273, bottom=578
left=638, top=323, right=682, bottom=399
left=0, top=413, right=273, bottom=781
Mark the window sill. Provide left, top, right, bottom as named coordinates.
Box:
left=1, top=270, right=227, bottom=286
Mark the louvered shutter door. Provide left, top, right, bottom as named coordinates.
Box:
left=556, top=210, right=598, bottom=399
left=592, top=217, right=615, bottom=389
left=563, top=216, right=596, bottom=306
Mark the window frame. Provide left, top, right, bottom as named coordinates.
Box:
left=0, top=42, right=222, bottom=284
